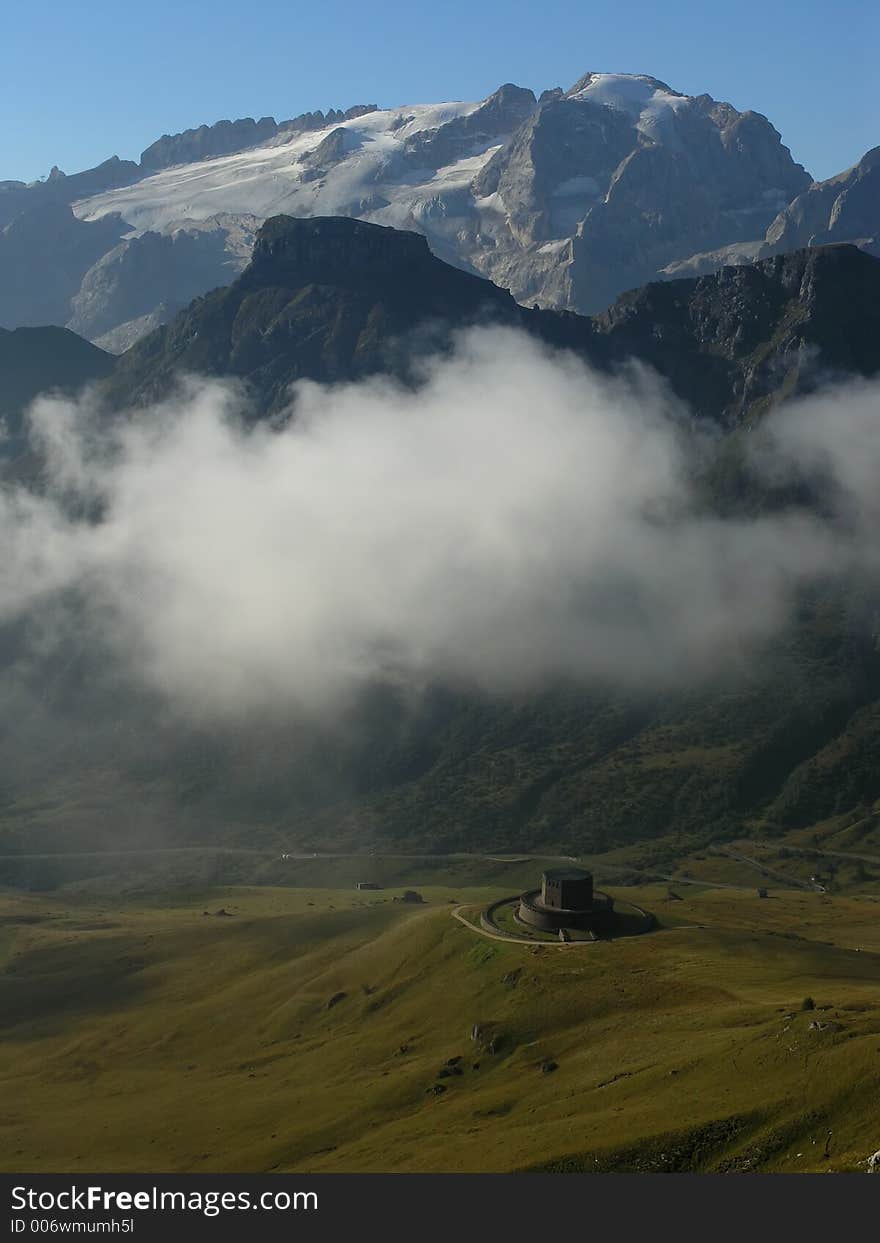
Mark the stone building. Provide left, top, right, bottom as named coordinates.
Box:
left=517, top=866, right=614, bottom=933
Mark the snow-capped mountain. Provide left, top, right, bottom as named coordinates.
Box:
left=5, top=71, right=873, bottom=349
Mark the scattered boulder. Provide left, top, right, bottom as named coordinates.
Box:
left=808, top=1020, right=843, bottom=1033
left=502, top=968, right=522, bottom=987
left=867, top=1149, right=880, bottom=1172
left=541, top=1059, right=558, bottom=1074
left=471, top=1024, right=505, bottom=1054
left=427, top=1083, right=446, bottom=1096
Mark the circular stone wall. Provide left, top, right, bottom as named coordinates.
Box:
left=517, top=888, right=615, bottom=933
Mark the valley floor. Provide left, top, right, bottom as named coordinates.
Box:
left=2, top=861, right=880, bottom=1173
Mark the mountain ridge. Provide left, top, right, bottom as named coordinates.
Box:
left=103, top=214, right=880, bottom=428
left=5, top=70, right=861, bottom=351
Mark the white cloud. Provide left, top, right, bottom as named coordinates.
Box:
left=2, top=327, right=878, bottom=723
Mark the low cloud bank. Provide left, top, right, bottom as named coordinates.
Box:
left=2, top=327, right=879, bottom=722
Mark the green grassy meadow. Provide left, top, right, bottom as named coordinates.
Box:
left=2, top=855, right=880, bottom=1173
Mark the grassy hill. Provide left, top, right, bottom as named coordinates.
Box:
left=3, top=861, right=880, bottom=1173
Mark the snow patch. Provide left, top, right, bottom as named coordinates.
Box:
left=569, top=73, right=692, bottom=144
left=72, top=101, right=486, bottom=234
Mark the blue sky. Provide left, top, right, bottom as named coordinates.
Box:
left=4, top=0, right=877, bottom=184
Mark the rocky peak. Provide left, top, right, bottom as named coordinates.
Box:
left=762, top=146, right=880, bottom=256
left=105, top=214, right=529, bottom=413
left=476, top=82, right=538, bottom=121
left=402, top=82, right=537, bottom=170
left=277, top=103, right=378, bottom=139
left=245, top=215, right=435, bottom=287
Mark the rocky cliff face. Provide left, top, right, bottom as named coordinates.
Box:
left=0, top=202, right=130, bottom=330
left=762, top=146, right=880, bottom=256
left=474, top=75, right=811, bottom=311
left=140, top=116, right=280, bottom=172
left=594, top=243, right=880, bottom=424
left=66, top=214, right=258, bottom=351
left=659, top=146, right=880, bottom=281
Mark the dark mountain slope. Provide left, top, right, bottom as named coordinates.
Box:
left=106, top=216, right=880, bottom=428
left=0, top=325, right=114, bottom=437
left=104, top=215, right=592, bottom=413
left=763, top=147, right=880, bottom=259
left=594, top=243, right=880, bottom=425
